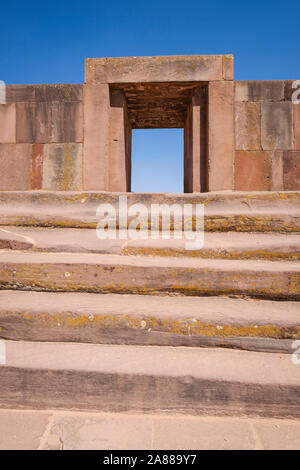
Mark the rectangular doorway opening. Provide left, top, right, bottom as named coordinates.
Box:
left=131, top=129, right=184, bottom=193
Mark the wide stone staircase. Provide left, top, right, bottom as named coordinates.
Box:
left=0, top=191, right=299, bottom=418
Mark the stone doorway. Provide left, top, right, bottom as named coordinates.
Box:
left=83, top=55, right=234, bottom=192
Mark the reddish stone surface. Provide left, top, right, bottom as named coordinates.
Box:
left=34, top=84, right=82, bottom=102
left=235, top=81, right=284, bottom=102
left=0, top=104, right=16, bottom=143
left=284, top=81, right=300, bottom=101
left=184, top=88, right=207, bottom=192
left=6, top=85, right=35, bottom=102
left=270, top=151, right=283, bottom=191
left=43, top=143, right=82, bottom=190
left=83, top=83, right=110, bottom=190
left=283, top=151, right=300, bottom=190
left=261, top=102, right=293, bottom=150
left=207, top=81, right=234, bottom=190
left=86, top=55, right=224, bottom=84
left=16, top=102, right=37, bottom=143
left=30, top=144, right=44, bottom=189
left=294, top=104, right=300, bottom=150
left=223, top=55, right=234, bottom=80
left=235, top=151, right=270, bottom=191
left=0, top=144, right=31, bottom=190
left=235, top=102, right=260, bottom=150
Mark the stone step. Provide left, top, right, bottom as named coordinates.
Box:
left=1, top=226, right=300, bottom=261
left=0, top=290, right=299, bottom=353
left=0, top=191, right=299, bottom=232
left=0, top=252, right=299, bottom=299
left=0, top=341, right=299, bottom=417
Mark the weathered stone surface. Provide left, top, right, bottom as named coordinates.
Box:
left=0, top=252, right=298, bottom=299
left=34, top=84, right=82, bottom=102
left=5, top=84, right=82, bottom=103
left=83, top=84, right=129, bottom=191
left=283, top=151, right=300, bottom=190
left=1, top=341, right=300, bottom=417
left=0, top=191, right=299, bottom=232
left=235, top=151, right=270, bottom=191
left=6, top=85, right=35, bottom=102
left=85, top=55, right=225, bottom=84
left=294, top=103, right=300, bottom=149
left=261, top=102, right=293, bottom=150
left=109, top=90, right=131, bottom=191
left=83, top=83, right=110, bottom=190
left=235, top=102, right=260, bottom=150
left=0, top=410, right=50, bottom=450
left=284, top=80, right=300, bottom=101
left=223, top=55, right=234, bottom=80
left=0, top=144, right=30, bottom=190
left=184, top=88, right=207, bottom=192
left=235, top=81, right=284, bottom=102
left=0, top=104, right=16, bottom=143
left=43, top=143, right=82, bottom=190
left=16, top=102, right=40, bottom=143
left=16, top=102, right=83, bottom=144
left=1, top=290, right=299, bottom=351
left=51, top=101, right=83, bottom=143
left=111, top=82, right=204, bottom=129
left=207, top=81, right=234, bottom=190
left=270, top=151, right=283, bottom=191
left=30, top=144, right=43, bottom=189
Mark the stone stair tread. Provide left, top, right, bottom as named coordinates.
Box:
left=0, top=250, right=299, bottom=269
left=0, top=290, right=299, bottom=326
left=0, top=252, right=298, bottom=300
left=0, top=226, right=299, bottom=260
left=1, top=341, right=297, bottom=385
left=0, top=191, right=299, bottom=232
left=1, top=341, right=300, bottom=417
left=0, top=291, right=298, bottom=352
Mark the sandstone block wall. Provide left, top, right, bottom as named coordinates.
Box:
left=234, top=81, right=300, bottom=190
left=0, top=85, right=83, bottom=190
left=0, top=64, right=299, bottom=192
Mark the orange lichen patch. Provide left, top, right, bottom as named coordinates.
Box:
left=122, top=246, right=300, bottom=261
left=17, top=311, right=300, bottom=339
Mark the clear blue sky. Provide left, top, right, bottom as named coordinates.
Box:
left=1, top=0, right=299, bottom=192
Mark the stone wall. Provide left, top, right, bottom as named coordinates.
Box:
left=0, top=85, right=83, bottom=190
left=0, top=71, right=299, bottom=193
left=234, top=81, right=300, bottom=190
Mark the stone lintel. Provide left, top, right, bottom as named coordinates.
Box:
left=85, top=55, right=233, bottom=84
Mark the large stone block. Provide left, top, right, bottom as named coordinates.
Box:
left=294, top=104, right=300, bottom=150
left=235, top=81, right=284, bottom=102
left=85, top=55, right=224, bottom=84
left=261, top=102, right=293, bottom=150
left=207, top=81, right=234, bottom=190
left=184, top=88, right=207, bottom=192
left=223, top=55, right=234, bottom=80
left=0, top=143, right=30, bottom=190
left=34, top=85, right=82, bottom=102
left=283, top=151, right=300, bottom=190
left=0, top=104, right=16, bottom=143
left=16, top=102, right=83, bottom=143
left=284, top=80, right=300, bottom=101
left=235, top=102, right=260, bottom=150
left=16, top=102, right=36, bottom=143
left=43, top=143, right=82, bottom=190
left=270, top=151, right=283, bottom=191
left=6, top=85, right=35, bottom=102
left=235, top=151, right=270, bottom=191
left=16, top=102, right=51, bottom=143
left=51, top=101, right=83, bottom=143
left=83, top=83, right=110, bottom=190
left=30, top=144, right=44, bottom=190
